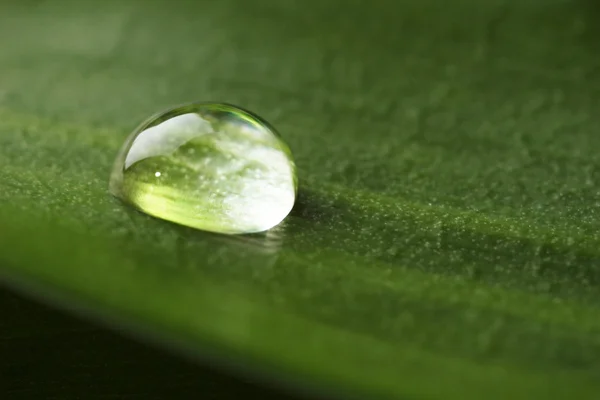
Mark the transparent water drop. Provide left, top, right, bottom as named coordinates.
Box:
left=109, top=103, right=297, bottom=234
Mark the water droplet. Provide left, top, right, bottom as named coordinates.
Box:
left=109, top=103, right=297, bottom=234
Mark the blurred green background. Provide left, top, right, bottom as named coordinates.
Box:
left=1, top=0, right=600, bottom=399
left=1, top=287, right=304, bottom=399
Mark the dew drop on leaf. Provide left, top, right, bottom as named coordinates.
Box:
left=109, top=103, right=297, bottom=234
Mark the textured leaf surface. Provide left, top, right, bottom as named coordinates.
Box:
left=1, top=1, right=600, bottom=399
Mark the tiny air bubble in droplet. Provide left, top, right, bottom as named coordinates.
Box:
left=109, top=102, right=297, bottom=234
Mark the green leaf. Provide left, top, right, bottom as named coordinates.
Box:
left=2, top=0, right=600, bottom=399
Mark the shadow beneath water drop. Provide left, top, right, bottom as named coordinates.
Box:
left=290, top=188, right=336, bottom=223
left=176, top=220, right=287, bottom=256
left=112, top=200, right=287, bottom=276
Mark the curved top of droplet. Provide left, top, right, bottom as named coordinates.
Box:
left=110, top=103, right=297, bottom=235
left=124, top=113, right=214, bottom=168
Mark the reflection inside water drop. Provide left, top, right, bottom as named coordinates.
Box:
left=109, top=103, right=297, bottom=235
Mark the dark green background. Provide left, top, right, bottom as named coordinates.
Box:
left=1, top=288, right=304, bottom=399
left=1, top=0, right=600, bottom=399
